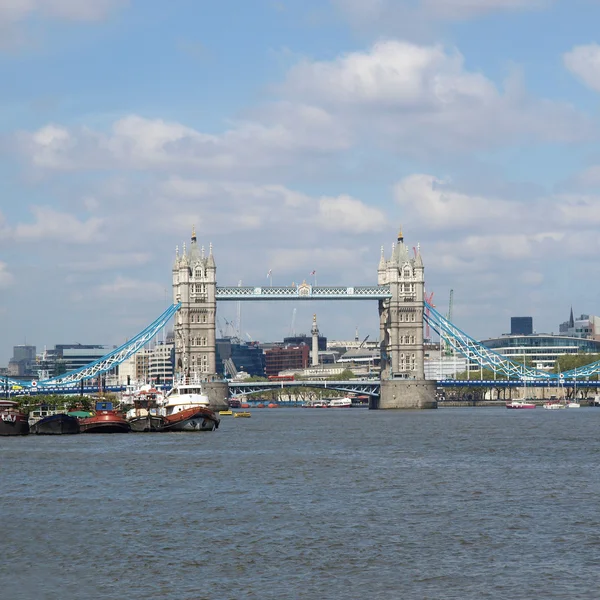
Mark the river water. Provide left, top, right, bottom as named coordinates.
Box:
left=1, top=407, right=599, bottom=599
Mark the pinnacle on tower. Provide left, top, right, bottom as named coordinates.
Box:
left=191, top=225, right=197, bottom=243
left=398, top=226, right=404, bottom=242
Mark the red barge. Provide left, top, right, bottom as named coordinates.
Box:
left=78, top=401, right=131, bottom=433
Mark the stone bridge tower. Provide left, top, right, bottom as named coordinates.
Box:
left=172, top=228, right=228, bottom=409
left=376, top=229, right=437, bottom=409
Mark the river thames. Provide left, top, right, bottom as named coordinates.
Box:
left=1, top=407, right=599, bottom=599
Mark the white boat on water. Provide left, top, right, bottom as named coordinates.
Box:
left=329, top=397, right=353, bottom=408
left=566, top=402, right=581, bottom=408
left=543, top=401, right=565, bottom=410
left=506, top=400, right=536, bottom=409
left=162, top=382, right=219, bottom=431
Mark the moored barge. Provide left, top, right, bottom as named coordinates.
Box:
left=0, top=400, right=29, bottom=436
left=78, top=401, right=130, bottom=433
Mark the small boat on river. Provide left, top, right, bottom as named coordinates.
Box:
left=506, top=400, right=536, bottom=409
left=29, top=406, right=80, bottom=435
left=0, top=400, right=29, bottom=436
left=234, top=411, right=251, bottom=418
left=78, top=401, right=130, bottom=433
left=161, top=383, right=220, bottom=432
left=126, top=394, right=166, bottom=432
left=329, top=397, right=353, bottom=408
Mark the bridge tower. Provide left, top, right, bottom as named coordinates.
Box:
left=172, top=228, right=228, bottom=409
left=376, top=229, right=437, bottom=409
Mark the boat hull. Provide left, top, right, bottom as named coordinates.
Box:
left=163, top=407, right=219, bottom=432
left=506, top=402, right=536, bottom=409
left=0, top=414, right=29, bottom=436
left=30, top=414, right=80, bottom=435
left=129, top=415, right=168, bottom=432
left=79, top=414, right=130, bottom=433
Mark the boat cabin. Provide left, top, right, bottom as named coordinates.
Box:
left=167, top=386, right=204, bottom=397
left=95, top=401, right=115, bottom=412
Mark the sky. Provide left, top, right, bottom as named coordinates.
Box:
left=2, top=0, right=600, bottom=364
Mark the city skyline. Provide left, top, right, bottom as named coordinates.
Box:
left=2, top=1, right=600, bottom=364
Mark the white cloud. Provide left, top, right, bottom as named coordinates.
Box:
left=158, top=178, right=385, bottom=235
left=0, top=260, right=14, bottom=287
left=95, top=276, right=165, bottom=299
left=17, top=42, right=590, bottom=171
left=392, top=173, right=600, bottom=272
left=0, top=0, right=126, bottom=23
left=13, top=206, right=105, bottom=243
left=564, top=43, right=600, bottom=93
left=279, top=41, right=591, bottom=155
left=17, top=110, right=350, bottom=174
left=317, top=195, right=386, bottom=232
left=66, top=252, right=152, bottom=272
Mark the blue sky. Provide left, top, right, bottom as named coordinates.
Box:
left=2, top=0, right=600, bottom=364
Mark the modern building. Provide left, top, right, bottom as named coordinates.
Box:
left=480, top=334, right=600, bottom=371
left=42, top=344, right=112, bottom=377
left=559, top=309, right=600, bottom=340
left=7, top=345, right=37, bottom=376
left=283, top=333, right=327, bottom=352
left=264, top=345, right=309, bottom=377
left=216, top=339, right=265, bottom=378
left=511, top=317, right=533, bottom=336
left=147, top=342, right=174, bottom=385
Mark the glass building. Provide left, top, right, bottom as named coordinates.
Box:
left=480, top=335, right=600, bottom=370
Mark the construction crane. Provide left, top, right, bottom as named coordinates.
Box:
left=358, top=334, right=370, bottom=349
left=444, top=289, right=454, bottom=356
left=290, top=307, right=297, bottom=336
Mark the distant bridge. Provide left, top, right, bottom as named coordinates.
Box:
left=228, top=380, right=380, bottom=397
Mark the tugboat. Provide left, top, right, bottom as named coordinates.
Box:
left=161, top=383, right=220, bottom=432
left=126, top=394, right=167, bottom=432
left=78, top=401, right=131, bottom=433
left=29, top=405, right=80, bottom=435
left=0, top=400, right=29, bottom=436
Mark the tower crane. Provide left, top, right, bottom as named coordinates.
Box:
left=290, top=307, right=297, bottom=336
left=444, top=289, right=454, bottom=356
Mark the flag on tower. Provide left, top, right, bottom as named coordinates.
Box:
left=310, top=270, right=316, bottom=276
left=267, top=269, right=272, bottom=278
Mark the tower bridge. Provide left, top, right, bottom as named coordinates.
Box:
left=171, top=227, right=437, bottom=409
left=6, top=227, right=600, bottom=407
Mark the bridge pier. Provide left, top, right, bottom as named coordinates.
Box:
left=202, top=380, right=230, bottom=411
left=375, top=379, right=437, bottom=409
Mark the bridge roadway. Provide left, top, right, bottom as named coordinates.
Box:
left=3, top=378, right=596, bottom=398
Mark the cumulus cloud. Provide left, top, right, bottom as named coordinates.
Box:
left=95, top=276, right=165, bottom=299
left=564, top=43, right=600, bottom=93
left=17, top=109, right=351, bottom=174
left=392, top=173, right=600, bottom=271
left=158, top=178, right=385, bottom=236
left=0, top=260, right=14, bottom=287
left=279, top=41, right=591, bottom=155
left=16, top=42, right=590, bottom=171
left=13, top=206, right=105, bottom=243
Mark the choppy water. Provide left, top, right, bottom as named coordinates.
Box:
left=2, top=407, right=600, bottom=599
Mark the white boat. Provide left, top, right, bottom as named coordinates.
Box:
left=543, top=402, right=566, bottom=410
left=566, top=402, right=581, bottom=409
left=506, top=400, right=536, bottom=409
left=329, top=397, right=353, bottom=408
left=162, top=383, right=219, bottom=431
